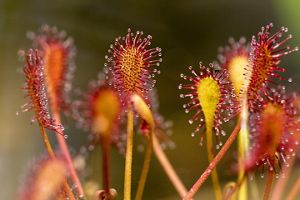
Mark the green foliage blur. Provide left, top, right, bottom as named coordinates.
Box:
left=0, top=0, right=299, bottom=199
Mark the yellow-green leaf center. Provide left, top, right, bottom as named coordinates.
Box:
left=197, top=77, right=220, bottom=131
left=228, top=56, right=249, bottom=97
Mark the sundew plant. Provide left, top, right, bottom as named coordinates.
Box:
left=16, top=23, right=300, bottom=200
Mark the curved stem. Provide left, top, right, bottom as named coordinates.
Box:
left=263, top=171, right=274, bottom=200
left=124, top=109, right=134, bottom=200
left=38, top=124, right=75, bottom=200
left=206, top=128, right=222, bottom=200
left=135, top=129, right=153, bottom=200
left=271, top=156, right=295, bottom=200
left=52, top=111, right=85, bottom=198
left=287, top=175, right=300, bottom=200
left=184, top=122, right=241, bottom=200
left=153, top=134, right=187, bottom=198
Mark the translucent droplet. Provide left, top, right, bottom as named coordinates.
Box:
left=221, top=130, right=226, bottom=136
left=64, top=135, right=69, bottom=139
left=188, top=119, right=193, bottom=124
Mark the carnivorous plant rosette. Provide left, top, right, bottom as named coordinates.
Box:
left=16, top=22, right=300, bottom=200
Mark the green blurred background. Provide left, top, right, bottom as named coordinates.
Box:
left=0, top=0, right=300, bottom=199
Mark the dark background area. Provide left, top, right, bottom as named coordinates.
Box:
left=0, top=0, right=299, bottom=199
